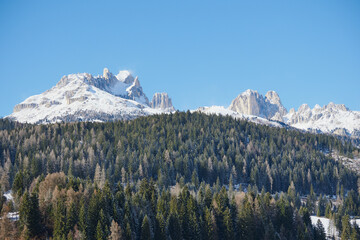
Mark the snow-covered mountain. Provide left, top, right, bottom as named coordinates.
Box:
left=8, top=68, right=175, bottom=124
left=6, top=68, right=360, bottom=139
left=284, top=102, right=360, bottom=138
left=228, top=90, right=360, bottom=138
left=229, top=89, right=287, bottom=121
left=193, top=106, right=284, bottom=128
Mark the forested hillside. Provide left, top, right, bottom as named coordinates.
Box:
left=0, top=112, right=359, bottom=239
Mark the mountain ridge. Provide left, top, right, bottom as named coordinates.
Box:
left=6, top=68, right=360, bottom=139
left=8, top=68, right=175, bottom=124
left=227, top=90, right=360, bottom=138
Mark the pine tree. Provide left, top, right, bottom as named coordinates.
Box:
left=66, top=202, right=78, bottom=233
left=53, top=198, right=67, bottom=240
left=19, top=192, right=42, bottom=238
left=315, top=219, right=326, bottom=240
left=189, top=211, right=200, bottom=240
left=204, top=208, right=217, bottom=240
left=96, top=220, right=105, bottom=240
left=341, top=215, right=351, bottom=240
left=141, top=215, right=151, bottom=240
left=167, top=213, right=182, bottom=240
left=79, top=202, right=88, bottom=237
left=223, top=207, right=234, bottom=240
left=155, top=213, right=166, bottom=240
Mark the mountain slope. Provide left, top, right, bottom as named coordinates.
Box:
left=193, top=105, right=283, bottom=128
left=6, top=68, right=359, bottom=139
left=229, top=89, right=287, bottom=120
left=228, top=89, right=360, bottom=138
left=284, top=102, right=360, bottom=138
left=8, top=68, right=173, bottom=124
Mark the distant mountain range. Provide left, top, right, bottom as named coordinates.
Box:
left=8, top=68, right=174, bottom=123
left=7, top=68, right=360, bottom=139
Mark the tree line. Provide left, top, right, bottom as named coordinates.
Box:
left=0, top=112, right=359, bottom=239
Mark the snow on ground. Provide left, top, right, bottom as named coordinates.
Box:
left=311, top=216, right=360, bottom=239
left=311, top=216, right=338, bottom=239
left=192, top=106, right=283, bottom=128
left=6, top=212, right=19, bottom=221
left=3, top=190, right=13, bottom=201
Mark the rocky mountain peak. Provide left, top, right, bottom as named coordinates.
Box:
left=283, top=102, right=360, bottom=138
left=325, top=102, right=348, bottom=111
left=244, top=89, right=259, bottom=96
left=297, top=104, right=310, bottom=113
left=134, top=77, right=141, bottom=87
left=265, top=90, right=287, bottom=117
left=265, top=91, right=280, bottom=105
left=87, top=68, right=149, bottom=105
left=150, top=92, right=175, bottom=112
left=229, top=89, right=287, bottom=120
left=8, top=68, right=167, bottom=123
left=103, top=68, right=111, bottom=79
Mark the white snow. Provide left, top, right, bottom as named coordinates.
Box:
left=311, top=216, right=360, bottom=239
left=311, top=216, right=338, bottom=239
left=192, top=106, right=283, bottom=128
left=116, top=70, right=132, bottom=82
left=6, top=212, right=19, bottom=221
left=284, top=103, right=360, bottom=137
left=7, top=73, right=360, bottom=139
left=7, top=70, right=164, bottom=124
left=3, top=190, right=13, bottom=201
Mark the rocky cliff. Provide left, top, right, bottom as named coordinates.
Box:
left=150, top=93, right=175, bottom=112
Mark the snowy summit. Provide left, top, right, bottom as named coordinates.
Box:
left=8, top=68, right=175, bottom=124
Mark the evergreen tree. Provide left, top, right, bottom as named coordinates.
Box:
left=155, top=213, right=166, bottom=240
left=204, top=208, right=217, bottom=240
left=96, top=220, right=105, bottom=240
left=168, top=213, right=182, bottom=240
left=341, top=215, right=351, bottom=240
left=223, top=207, right=234, bottom=240
left=66, top=202, right=78, bottom=233
left=315, top=219, right=326, bottom=240
left=141, top=215, right=151, bottom=240
left=79, top=202, right=88, bottom=237
left=53, top=198, right=67, bottom=240
left=19, top=192, right=42, bottom=238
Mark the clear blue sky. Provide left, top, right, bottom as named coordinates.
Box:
left=1, top=0, right=359, bottom=117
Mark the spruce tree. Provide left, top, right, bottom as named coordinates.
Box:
left=53, top=198, right=67, bottom=240
left=167, top=213, right=182, bottom=240
left=223, top=207, right=234, bottom=240
left=141, top=215, right=151, bottom=240
left=19, top=192, right=42, bottom=238
left=341, top=215, right=351, bottom=240
left=96, top=220, right=105, bottom=240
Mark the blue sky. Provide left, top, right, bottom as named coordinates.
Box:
left=0, top=0, right=359, bottom=116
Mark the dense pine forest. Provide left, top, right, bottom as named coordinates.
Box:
left=0, top=112, right=360, bottom=239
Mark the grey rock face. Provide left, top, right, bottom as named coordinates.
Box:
left=265, top=91, right=287, bottom=117
left=126, top=77, right=150, bottom=106
left=64, top=68, right=150, bottom=106
left=13, top=103, right=39, bottom=112
left=228, top=89, right=287, bottom=119
left=150, top=93, right=175, bottom=112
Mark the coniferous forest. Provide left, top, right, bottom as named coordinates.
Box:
left=0, top=112, right=360, bottom=239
